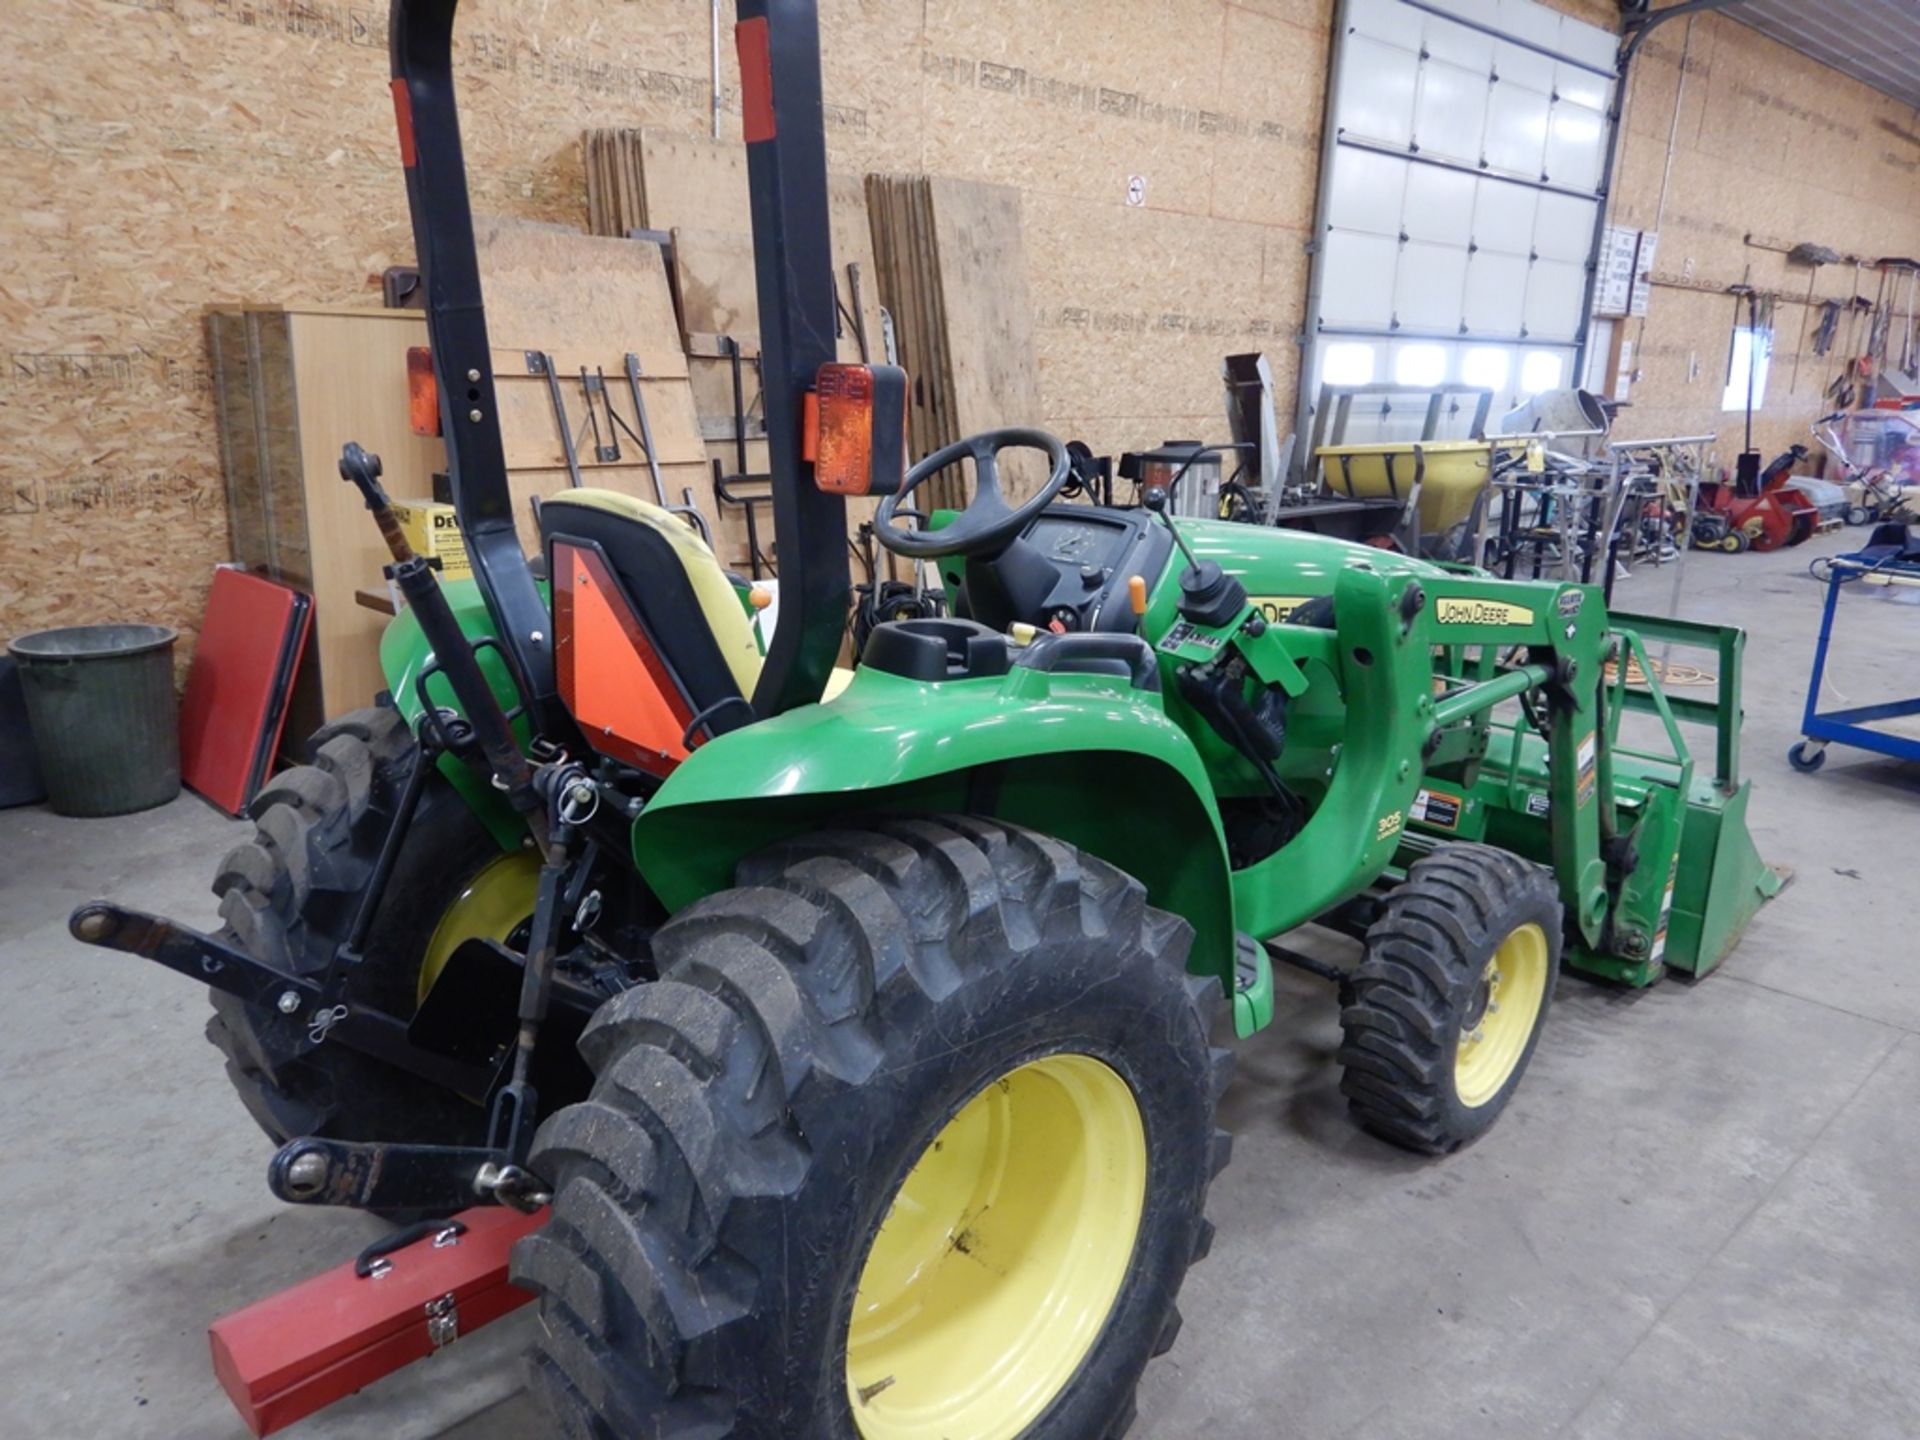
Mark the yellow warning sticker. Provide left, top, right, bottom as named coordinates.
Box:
left=1437, top=598, right=1536, bottom=627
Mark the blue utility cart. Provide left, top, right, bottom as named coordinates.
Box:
left=1790, top=523, right=1920, bottom=773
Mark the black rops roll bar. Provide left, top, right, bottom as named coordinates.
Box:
left=388, top=1, right=563, bottom=734
left=389, top=0, right=852, bottom=728
left=736, top=0, right=851, bottom=714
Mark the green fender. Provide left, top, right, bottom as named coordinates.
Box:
left=377, top=577, right=529, bottom=852
left=631, top=662, right=1239, bottom=1001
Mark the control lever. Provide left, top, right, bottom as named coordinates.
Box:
left=338, top=441, right=545, bottom=841
left=338, top=442, right=414, bottom=564
left=1142, top=482, right=1247, bottom=627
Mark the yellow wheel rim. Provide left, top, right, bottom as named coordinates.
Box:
left=846, top=1054, right=1147, bottom=1440
left=1454, top=922, right=1549, bottom=1109
left=416, top=850, right=541, bottom=1005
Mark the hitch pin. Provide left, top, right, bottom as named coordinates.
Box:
left=306, top=1004, right=349, bottom=1046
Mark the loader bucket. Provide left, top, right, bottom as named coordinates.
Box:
left=1458, top=609, right=1782, bottom=988
left=1659, top=778, right=1782, bottom=978
left=1605, top=611, right=1783, bottom=980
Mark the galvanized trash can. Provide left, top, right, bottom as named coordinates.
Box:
left=8, top=624, right=181, bottom=817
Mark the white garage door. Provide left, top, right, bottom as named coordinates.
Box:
left=1300, top=0, right=1618, bottom=443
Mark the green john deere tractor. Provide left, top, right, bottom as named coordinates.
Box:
left=69, top=2, right=1780, bottom=1436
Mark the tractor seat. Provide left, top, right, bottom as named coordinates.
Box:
left=540, top=490, right=851, bottom=779
left=541, top=490, right=763, bottom=776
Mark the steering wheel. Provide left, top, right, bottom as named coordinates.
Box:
left=875, top=428, right=1071, bottom=559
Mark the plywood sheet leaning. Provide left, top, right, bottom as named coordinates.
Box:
left=469, top=218, right=747, bottom=560
left=633, top=130, right=753, bottom=233
left=587, top=130, right=884, bottom=578
left=671, top=227, right=762, bottom=358
left=475, top=219, right=688, bottom=380
left=925, top=178, right=1044, bottom=498
left=584, top=129, right=884, bottom=360
left=865, top=174, right=1044, bottom=509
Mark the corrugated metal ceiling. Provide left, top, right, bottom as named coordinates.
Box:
left=1730, top=0, right=1920, bottom=112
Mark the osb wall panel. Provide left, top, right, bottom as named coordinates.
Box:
left=907, top=0, right=1329, bottom=455
left=0, top=0, right=716, bottom=667
left=4, top=0, right=1912, bottom=673
left=1605, top=13, right=1920, bottom=463
left=0, top=0, right=1339, bottom=665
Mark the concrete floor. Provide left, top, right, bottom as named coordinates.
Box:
left=3, top=529, right=1917, bottom=1439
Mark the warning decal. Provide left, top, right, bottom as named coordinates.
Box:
left=1575, top=731, right=1597, bottom=807
left=1411, top=787, right=1464, bottom=831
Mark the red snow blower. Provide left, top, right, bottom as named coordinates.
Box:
left=1694, top=443, right=1820, bottom=552
left=1691, top=288, right=1819, bottom=552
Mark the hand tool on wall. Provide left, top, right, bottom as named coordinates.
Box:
left=529, top=351, right=584, bottom=488
left=613, top=351, right=711, bottom=542
left=580, top=368, right=620, bottom=463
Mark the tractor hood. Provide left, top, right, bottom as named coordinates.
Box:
left=1176, top=516, right=1450, bottom=615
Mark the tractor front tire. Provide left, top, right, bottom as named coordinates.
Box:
left=1338, top=843, right=1561, bottom=1154
left=205, top=705, right=519, bottom=1155
left=515, top=817, right=1232, bottom=1440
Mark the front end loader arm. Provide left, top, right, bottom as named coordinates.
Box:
left=1230, top=569, right=1614, bottom=949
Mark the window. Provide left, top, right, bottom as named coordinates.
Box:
left=1394, top=343, right=1447, bottom=387
left=1519, top=350, right=1564, bottom=394
left=1322, top=341, right=1377, bottom=385
left=1462, top=347, right=1511, bottom=391
left=1722, top=326, right=1772, bottom=413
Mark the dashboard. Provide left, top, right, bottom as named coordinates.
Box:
left=951, top=504, right=1172, bottom=635
left=1026, top=512, right=1140, bottom=572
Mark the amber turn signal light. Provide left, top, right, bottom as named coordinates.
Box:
left=810, top=363, right=909, bottom=496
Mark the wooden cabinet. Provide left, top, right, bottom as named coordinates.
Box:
left=206, top=306, right=441, bottom=741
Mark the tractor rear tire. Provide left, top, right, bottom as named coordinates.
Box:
left=1337, top=843, right=1561, bottom=1154
left=515, top=816, right=1233, bottom=1440
left=205, top=705, right=509, bottom=1156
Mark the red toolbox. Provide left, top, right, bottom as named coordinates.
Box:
left=208, top=1206, right=548, bottom=1436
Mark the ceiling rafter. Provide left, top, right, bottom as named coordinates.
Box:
left=1726, top=0, right=1920, bottom=112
